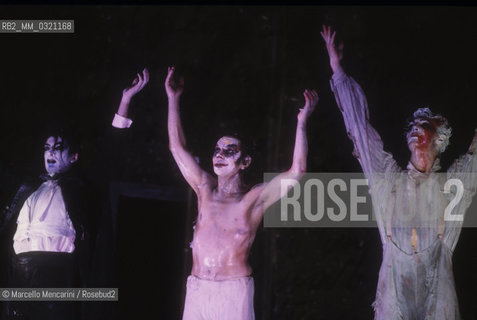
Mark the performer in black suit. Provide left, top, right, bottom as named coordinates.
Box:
left=0, top=69, right=149, bottom=320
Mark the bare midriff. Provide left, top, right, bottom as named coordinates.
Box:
left=190, top=209, right=255, bottom=280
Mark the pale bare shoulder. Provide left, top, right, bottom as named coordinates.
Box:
left=241, top=182, right=268, bottom=209
left=243, top=182, right=265, bottom=198
left=195, top=171, right=217, bottom=197
left=241, top=182, right=269, bottom=225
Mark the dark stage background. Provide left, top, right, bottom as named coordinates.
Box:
left=0, top=5, right=477, bottom=320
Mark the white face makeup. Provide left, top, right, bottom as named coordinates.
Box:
left=406, top=119, right=437, bottom=152
left=44, top=136, right=78, bottom=176
left=212, top=136, right=243, bottom=177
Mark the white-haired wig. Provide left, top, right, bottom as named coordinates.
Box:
left=406, top=107, right=452, bottom=153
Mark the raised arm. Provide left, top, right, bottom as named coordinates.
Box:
left=166, top=66, right=213, bottom=194
left=321, top=25, right=398, bottom=177
left=92, top=69, right=150, bottom=183
left=321, top=25, right=343, bottom=74
left=250, top=89, right=318, bottom=215
left=291, top=90, right=318, bottom=174
left=112, top=68, right=149, bottom=128
left=321, top=25, right=400, bottom=244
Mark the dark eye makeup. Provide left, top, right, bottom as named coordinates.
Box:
left=223, top=148, right=238, bottom=157
left=421, top=122, right=433, bottom=131
left=214, top=147, right=239, bottom=158
left=53, top=143, right=65, bottom=151
left=406, top=120, right=435, bottom=133
left=44, top=143, right=66, bottom=152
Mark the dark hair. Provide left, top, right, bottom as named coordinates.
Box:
left=43, top=127, right=81, bottom=155
left=217, top=132, right=253, bottom=160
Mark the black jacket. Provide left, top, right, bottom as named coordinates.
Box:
left=0, top=125, right=131, bottom=290
left=0, top=169, right=98, bottom=287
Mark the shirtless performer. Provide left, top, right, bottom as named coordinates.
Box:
left=321, top=26, right=477, bottom=319
left=165, top=66, right=318, bottom=319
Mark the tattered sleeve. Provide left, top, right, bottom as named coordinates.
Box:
left=330, top=68, right=400, bottom=243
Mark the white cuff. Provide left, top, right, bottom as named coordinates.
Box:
left=112, top=113, right=133, bottom=129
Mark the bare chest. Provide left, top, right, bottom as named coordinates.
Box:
left=195, top=194, right=255, bottom=242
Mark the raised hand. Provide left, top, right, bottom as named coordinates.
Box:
left=297, top=89, right=319, bottom=123
left=122, top=68, right=149, bottom=101
left=165, top=66, right=184, bottom=100
left=320, top=25, right=343, bottom=73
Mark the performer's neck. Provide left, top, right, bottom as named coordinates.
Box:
left=217, top=174, right=246, bottom=195
left=410, top=149, right=438, bottom=173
